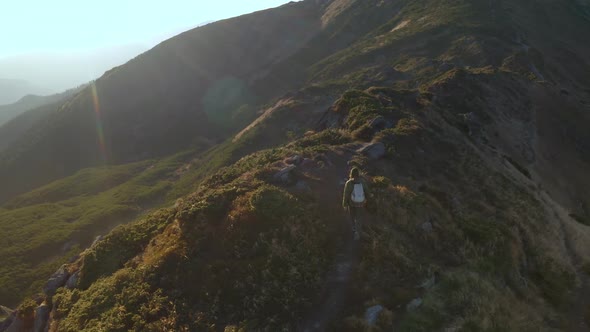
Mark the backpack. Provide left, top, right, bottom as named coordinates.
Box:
left=351, top=182, right=366, bottom=206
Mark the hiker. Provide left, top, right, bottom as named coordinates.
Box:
left=342, top=167, right=370, bottom=240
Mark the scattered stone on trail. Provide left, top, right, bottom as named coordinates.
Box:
left=365, top=305, right=384, bottom=326
left=65, top=271, right=80, bottom=289
left=357, top=142, right=386, bottom=160
left=421, top=221, right=434, bottom=233
left=33, top=304, right=50, bottom=332
left=406, top=298, right=423, bottom=311
left=274, top=165, right=297, bottom=184
left=43, top=265, right=69, bottom=296
left=418, top=275, right=436, bottom=289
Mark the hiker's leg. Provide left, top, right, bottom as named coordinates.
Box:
left=356, top=207, right=363, bottom=234
left=349, top=206, right=358, bottom=232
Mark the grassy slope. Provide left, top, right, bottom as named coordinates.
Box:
left=0, top=146, right=217, bottom=307
left=49, top=84, right=576, bottom=330
left=6, top=0, right=590, bottom=330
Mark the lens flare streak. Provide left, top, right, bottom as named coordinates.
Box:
left=91, top=83, right=107, bottom=160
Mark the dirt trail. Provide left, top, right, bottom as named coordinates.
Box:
left=298, top=149, right=362, bottom=331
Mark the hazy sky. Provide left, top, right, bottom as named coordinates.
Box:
left=0, top=0, right=294, bottom=96
left=1, top=0, right=294, bottom=56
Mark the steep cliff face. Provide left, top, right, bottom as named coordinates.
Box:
left=2, top=0, right=590, bottom=331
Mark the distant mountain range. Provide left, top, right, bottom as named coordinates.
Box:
left=0, top=79, right=53, bottom=105
left=0, top=86, right=84, bottom=152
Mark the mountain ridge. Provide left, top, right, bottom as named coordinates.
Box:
left=1, top=0, right=590, bottom=330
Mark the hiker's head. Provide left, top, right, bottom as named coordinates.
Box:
left=350, top=167, right=360, bottom=179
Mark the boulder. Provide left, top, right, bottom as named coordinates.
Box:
left=295, top=180, right=311, bottom=193
left=357, top=142, right=386, bottom=160
left=299, top=158, right=316, bottom=169
left=0, top=312, right=15, bottom=332
left=65, top=271, right=80, bottom=289
left=274, top=165, right=296, bottom=184
left=285, top=155, right=303, bottom=165
left=418, top=276, right=436, bottom=290
left=33, top=305, right=50, bottom=332
left=421, top=221, right=433, bottom=233
left=314, top=154, right=332, bottom=167
left=368, top=116, right=392, bottom=131
left=406, top=298, right=423, bottom=311
left=0, top=306, right=13, bottom=319
left=4, top=315, right=23, bottom=332
left=365, top=305, right=384, bottom=326
left=43, top=265, right=69, bottom=296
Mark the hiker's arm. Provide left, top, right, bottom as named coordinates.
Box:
left=342, top=181, right=352, bottom=208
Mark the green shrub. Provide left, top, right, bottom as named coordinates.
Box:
left=249, top=185, right=302, bottom=221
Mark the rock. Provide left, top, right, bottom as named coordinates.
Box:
left=294, top=180, right=311, bottom=192
left=91, top=235, right=103, bottom=247
left=65, top=271, right=80, bottom=289
left=365, top=305, right=384, bottom=326
left=4, top=314, right=23, bottom=332
left=33, top=305, right=50, bottom=332
left=357, top=142, right=386, bottom=160
left=43, top=265, right=69, bottom=296
left=68, top=254, right=80, bottom=264
left=314, top=154, right=332, bottom=167
left=421, top=221, right=433, bottom=233
left=0, top=312, right=15, bottom=332
left=0, top=306, right=13, bottom=319
left=440, top=62, right=455, bottom=72
left=285, top=155, right=303, bottom=165
left=368, top=116, right=392, bottom=131
left=418, top=276, right=436, bottom=289
left=274, top=165, right=296, bottom=183
left=299, top=158, right=316, bottom=169
left=406, top=298, right=423, bottom=311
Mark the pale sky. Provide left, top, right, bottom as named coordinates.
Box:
left=0, top=0, right=295, bottom=96
left=1, top=0, right=295, bottom=56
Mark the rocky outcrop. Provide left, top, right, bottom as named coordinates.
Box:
left=33, top=304, right=49, bottom=332
left=368, top=116, right=393, bottom=132
left=365, top=305, right=384, bottom=326
left=43, top=266, right=69, bottom=296
left=4, top=315, right=24, bottom=332
left=357, top=142, right=386, bottom=160
left=0, top=311, right=15, bottom=332
left=65, top=271, right=79, bottom=290
left=274, top=165, right=297, bottom=184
